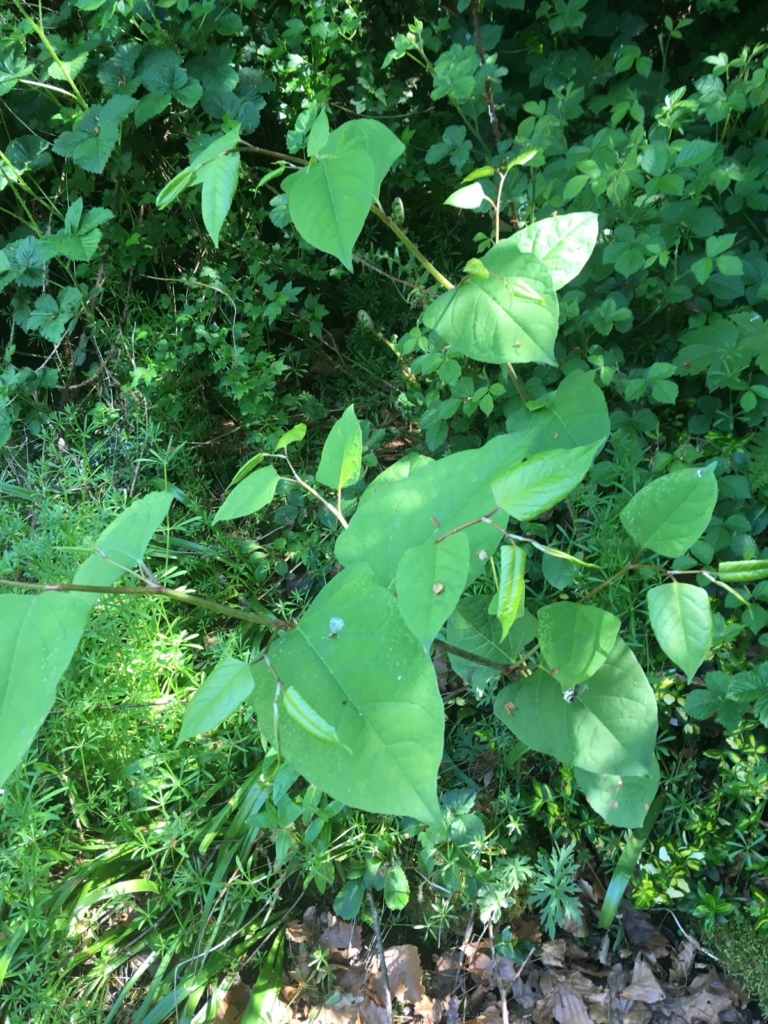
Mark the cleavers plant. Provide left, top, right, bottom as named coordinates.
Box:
left=5, top=115, right=768, bottom=930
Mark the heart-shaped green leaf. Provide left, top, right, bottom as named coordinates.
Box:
left=494, top=639, right=657, bottom=777
left=337, top=433, right=529, bottom=587
left=283, top=148, right=375, bottom=270
left=422, top=246, right=558, bottom=365
left=505, top=371, right=610, bottom=456
left=249, top=565, right=443, bottom=824
left=321, top=119, right=404, bottom=197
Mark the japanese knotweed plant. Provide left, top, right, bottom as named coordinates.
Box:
left=5, top=118, right=768, bottom=920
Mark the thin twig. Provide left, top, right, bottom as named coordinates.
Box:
left=433, top=637, right=522, bottom=674
left=434, top=507, right=501, bottom=543
left=0, top=578, right=288, bottom=629
left=367, top=890, right=393, bottom=1024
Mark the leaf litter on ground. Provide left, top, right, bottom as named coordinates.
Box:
left=214, top=904, right=760, bottom=1024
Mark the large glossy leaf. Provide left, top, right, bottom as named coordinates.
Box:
left=494, top=639, right=657, bottom=777
left=574, top=757, right=660, bottom=828
left=447, top=595, right=537, bottom=695
left=178, top=656, right=255, bottom=742
left=322, top=119, right=404, bottom=196
left=647, top=582, right=712, bottom=682
left=213, top=465, right=279, bottom=524
left=492, top=441, right=601, bottom=521
left=505, top=371, right=610, bottom=456
left=620, top=466, right=718, bottom=557
left=505, top=213, right=599, bottom=289
left=197, top=151, right=240, bottom=247
left=537, top=602, right=621, bottom=688
left=395, top=533, right=470, bottom=649
left=75, top=491, right=174, bottom=585
left=249, top=565, right=443, bottom=824
left=422, top=246, right=559, bottom=365
left=282, top=148, right=375, bottom=270
left=315, top=404, right=362, bottom=490
left=0, top=593, right=92, bottom=788
left=337, top=433, right=530, bottom=587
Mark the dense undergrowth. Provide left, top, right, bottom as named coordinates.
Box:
left=1, top=0, right=768, bottom=1020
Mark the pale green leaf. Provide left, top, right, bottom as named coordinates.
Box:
left=444, top=181, right=490, bottom=209
left=0, top=593, right=92, bottom=788
left=574, top=758, right=660, bottom=828
left=315, top=405, right=362, bottom=491
left=283, top=149, right=375, bottom=270
left=505, top=371, right=610, bottom=456
left=178, top=656, right=254, bottom=742
left=492, top=441, right=601, bottom=520
left=306, top=109, right=330, bottom=157
left=213, top=465, right=279, bottom=524
left=504, top=212, right=599, bottom=289
left=321, top=118, right=404, bottom=196
left=620, top=466, right=718, bottom=557
left=538, top=602, right=621, bottom=688
left=395, top=533, right=470, bottom=649
left=422, top=246, right=559, bottom=365
left=249, top=565, right=443, bottom=824
left=276, top=423, right=307, bottom=450
left=197, top=152, right=240, bottom=247
left=156, top=165, right=198, bottom=209
left=495, top=639, right=657, bottom=777
left=647, top=582, right=712, bottom=682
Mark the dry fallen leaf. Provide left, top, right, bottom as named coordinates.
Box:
left=668, top=936, right=700, bottom=983
left=359, top=995, right=389, bottom=1024
left=387, top=944, right=425, bottom=1002
left=551, top=981, right=591, bottom=1024
left=620, top=955, right=666, bottom=1004
left=539, top=939, right=566, bottom=968
left=662, top=970, right=734, bottom=1024
left=319, top=916, right=362, bottom=954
